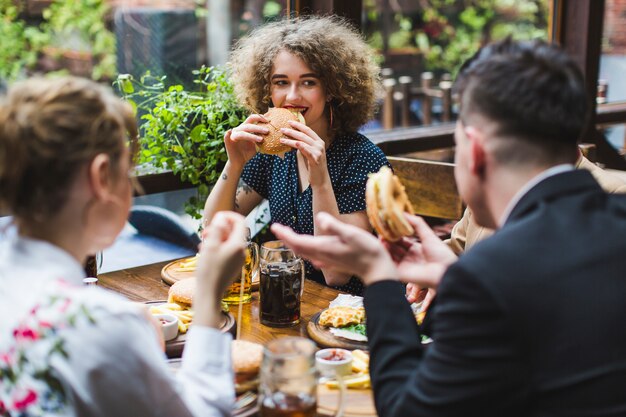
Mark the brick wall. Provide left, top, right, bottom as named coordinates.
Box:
left=604, top=0, right=626, bottom=55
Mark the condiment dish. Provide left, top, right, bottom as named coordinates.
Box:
left=155, top=313, right=179, bottom=341
left=315, top=348, right=353, bottom=377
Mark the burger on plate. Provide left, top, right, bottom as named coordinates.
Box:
left=167, top=277, right=230, bottom=313
left=255, top=107, right=305, bottom=157
left=168, top=277, right=195, bottom=310
left=365, top=166, right=415, bottom=242
left=232, top=340, right=263, bottom=393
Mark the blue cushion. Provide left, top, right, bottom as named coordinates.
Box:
left=128, top=205, right=200, bottom=251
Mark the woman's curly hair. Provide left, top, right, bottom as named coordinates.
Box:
left=229, top=15, right=382, bottom=135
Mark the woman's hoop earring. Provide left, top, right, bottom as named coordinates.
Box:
left=329, top=104, right=334, bottom=130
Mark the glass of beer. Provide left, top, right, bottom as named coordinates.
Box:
left=259, top=241, right=305, bottom=327
left=259, top=337, right=318, bottom=417
left=222, top=228, right=259, bottom=304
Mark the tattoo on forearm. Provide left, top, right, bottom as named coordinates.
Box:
left=234, top=188, right=241, bottom=209
left=222, top=173, right=228, bottom=180
left=237, top=179, right=253, bottom=194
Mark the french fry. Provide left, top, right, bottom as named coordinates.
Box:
left=352, top=349, right=370, bottom=365
left=150, top=302, right=194, bottom=334
left=175, top=255, right=200, bottom=271
left=326, top=374, right=371, bottom=389
left=351, top=358, right=368, bottom=373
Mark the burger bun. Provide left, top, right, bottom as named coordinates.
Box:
left=255, top=108, right=305, bottom=157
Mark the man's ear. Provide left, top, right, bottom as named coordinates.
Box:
left=88, top=154, right=112, bottom=200
left=464, top=126, right=487, bottom=178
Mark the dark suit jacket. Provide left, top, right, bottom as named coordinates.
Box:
left=364, top=170, right=626, bottom=417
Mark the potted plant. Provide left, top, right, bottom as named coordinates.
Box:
left=41, top=0, right=116, bottom=80
left=115, top=66, right=248, bottom=219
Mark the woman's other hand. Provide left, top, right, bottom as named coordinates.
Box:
left=226, top=114, right=269, bottom=168
left=384, top=215, right=457, bottom=290
left=194, top=211, right=247, bottom=328
left=279, top=120, right=328, bottom=187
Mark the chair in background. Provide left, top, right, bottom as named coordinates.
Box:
left=128, top=205, right=200, bottom=252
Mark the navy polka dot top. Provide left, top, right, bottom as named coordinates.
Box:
left=241, top=132, right=391, bottom=295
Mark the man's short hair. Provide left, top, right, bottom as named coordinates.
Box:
left=455, top=38, right=588, bottom=154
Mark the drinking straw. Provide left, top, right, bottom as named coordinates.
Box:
left=236, top=267, right=245, bottom=339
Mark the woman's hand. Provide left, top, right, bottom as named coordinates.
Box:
left=405, top=284, right=436, bottom=312
left=194, top=211, right=247, bottom=328
left=384, top=215, right=457, bottom=290
left=226, top=114, right=269, bottom=169
left=279, top=120, right=329, bottom=187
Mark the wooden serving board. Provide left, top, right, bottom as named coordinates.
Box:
left=317, top=385, right=376, bottom=417
left=307, top=311, right=368, bottom=350
left=161, top=257, right=260, bottom=290
left=146, top=301, right=235, bottom=358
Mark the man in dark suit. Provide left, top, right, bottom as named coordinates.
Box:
left=271, top=38, right=626, bottom=416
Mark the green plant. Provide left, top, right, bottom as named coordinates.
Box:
left=0, top=0, right=48, bottom=81
left=364, top=0, right=549, bottom=75
left=42, top=0, right=116, bottom=80
left=115, top=67, right=248, bottom=219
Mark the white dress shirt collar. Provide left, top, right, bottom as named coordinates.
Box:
left=499, top=164, right=574, bottom=227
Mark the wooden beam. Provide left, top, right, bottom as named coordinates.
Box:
left=297, top=0, right=362, bottom=30
left=366, top=123, right=456, bottom=155
left=135, top=171, right=195, bottom=196
left=559, top=0, right=626, bottom=169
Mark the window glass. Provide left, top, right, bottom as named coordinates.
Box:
left=599, top=0, right=626, bottom=150
left=600, top=0, right=626, bottom=105
left=361, top=0, right=550, bottom=130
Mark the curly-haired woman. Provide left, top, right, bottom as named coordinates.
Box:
left=203, top=16, right=390, bottom=295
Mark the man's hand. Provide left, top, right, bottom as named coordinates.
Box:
left=385, top=215, right=457, bottom=291
left=271, top=212, right=398, bottom=286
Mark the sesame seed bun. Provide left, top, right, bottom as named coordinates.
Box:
left=255, top=108, right=305, bottom=157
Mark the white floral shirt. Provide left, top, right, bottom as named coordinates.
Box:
left=0, top=233, right=234, bottom=417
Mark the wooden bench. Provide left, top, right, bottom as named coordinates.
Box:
left=387, top=156, right=463, bottom=221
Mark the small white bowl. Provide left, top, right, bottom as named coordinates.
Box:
left=315, top=348, right=353, bottom=377
left=155, top=313, right=179, bottom=341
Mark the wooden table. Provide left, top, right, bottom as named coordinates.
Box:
left=98, top=260, right=341, bottom=345
left=99, top=260, right=377, bottom=417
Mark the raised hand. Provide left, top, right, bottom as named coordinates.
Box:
left=226, top=114, right=269, bottom=168
left=271, top=212, right=398, bottom=286
left=278, top=120, right=328, bottom=187
left=194, top=211, right=247, bottom=328
left=384, top=215, right=457, bottom=290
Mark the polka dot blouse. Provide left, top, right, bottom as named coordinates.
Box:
left=241, top=132, right=391, bottom=295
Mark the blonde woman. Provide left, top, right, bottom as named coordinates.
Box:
left=0, top=77, right=245, bottom=417
left=204, top=16, right=390, bottom=295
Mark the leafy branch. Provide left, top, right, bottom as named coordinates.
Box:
left=115, top=67, right=248, bottom=219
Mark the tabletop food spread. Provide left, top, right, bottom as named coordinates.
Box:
left=99, top=257, right=398, bottom=416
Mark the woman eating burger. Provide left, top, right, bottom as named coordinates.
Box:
left=203, top=16, right=390, bottom=295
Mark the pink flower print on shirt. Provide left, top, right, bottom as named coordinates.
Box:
left=13, top=325, right=39, bottom=341
left=1, top=285, right=97, bottom=416
left=13, top=389, right=38, bottom=410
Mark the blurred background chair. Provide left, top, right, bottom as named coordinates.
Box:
left=101, top=205, right=199, bottom=273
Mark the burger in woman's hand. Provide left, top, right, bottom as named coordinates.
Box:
left=255, top=108, right=305, bottom=157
